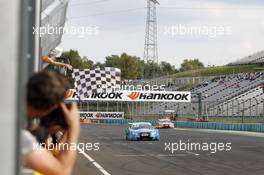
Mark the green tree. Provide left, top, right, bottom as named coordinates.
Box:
left=180, top=59, right=204, bottom=72
left=142, top=60, right=178, bottom=79
left=61, top=50, right=94, bottom=69
left=93, top=61, right=105, bottom=69
left=61, top=50, right=94, bottom=87
left=160, top=61, right=178, bottom=75
left=105, top=55, right=121, bottom=68
left=143, top=61, right=160, bottom=79
left=105, top=53, right=143, bottom=80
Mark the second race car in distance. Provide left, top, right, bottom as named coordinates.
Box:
left=156, top=118, right=175, bottom=129
left=125, top=122, right=160, bottom=141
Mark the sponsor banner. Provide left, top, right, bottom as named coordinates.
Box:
left=65, top=89, right=78, bottom=99
left=66, top=89, right=191, bottom=102
left=80, top=112, right=124, bottom=119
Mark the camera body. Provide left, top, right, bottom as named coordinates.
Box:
left=40, top=104, right=70, bottom=129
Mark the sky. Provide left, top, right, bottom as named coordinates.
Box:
left=60, top=0, right=264, bottom=68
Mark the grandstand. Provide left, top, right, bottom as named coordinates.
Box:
left=229, top=50, right=264, bottom=65
left=209, top=86, right=264, bottom=117
left=140, top=72, right=264, bottom=118
left=121, top=50, right=264, bottom=120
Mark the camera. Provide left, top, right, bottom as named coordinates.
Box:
left=40, top=104, right=71, bottom=129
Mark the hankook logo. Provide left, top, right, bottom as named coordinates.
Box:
left=127, top=92, right=140, bottom=100
left=65, top=89, right=74, bottom=98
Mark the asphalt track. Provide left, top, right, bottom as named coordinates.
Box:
left=73, top=124, right=264, bottom=175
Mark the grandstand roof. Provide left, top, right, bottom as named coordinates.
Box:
left=229, top=50, right=264, bottom=65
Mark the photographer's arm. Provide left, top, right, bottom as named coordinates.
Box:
left=52, top=61, right=73, bottom=70
left=43, top=55, right=73, bottom=70
left=24, top=103, right=80, bottom=175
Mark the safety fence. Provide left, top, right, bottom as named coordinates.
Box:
left=174, top=121, right=264, bottom=133
left=90, top=119, right=264, bottom=133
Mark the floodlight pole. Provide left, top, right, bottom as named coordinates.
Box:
left=144, top=0, right=159, bottom=78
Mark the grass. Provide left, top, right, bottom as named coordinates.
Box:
left=171, top=64, right=261, bottom=79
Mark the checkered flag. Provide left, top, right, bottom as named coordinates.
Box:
left=72, top=67, right=121, bottom=99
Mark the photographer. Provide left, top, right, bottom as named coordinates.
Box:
left=23, top=71, right=80, bottom=175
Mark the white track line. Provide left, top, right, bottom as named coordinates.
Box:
left=78, top=148, right=111, bottom=175
left=157, top=154, right=187, bottom=157
left=115, top=154, right=146, bottom=157
left=186, top=151, right=200, bottom=156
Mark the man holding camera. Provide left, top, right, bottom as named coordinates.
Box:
left=23, top=71, right=80, bottom=175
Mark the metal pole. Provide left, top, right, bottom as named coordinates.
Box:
left=197, top=92, right=202, bottom=117
left=254, top=98, right=258, bottom=117
left=249, top=98, right=252, bottom=117
left=107, top=101, right=109, bottom=112
left=226, top=101, right=229, bottom=117
left=236, top=99, right=240, bottom=117
left=262, top=98, right=264, bottom=118
left=136, top=102, right=138, bottom=120
left=242, top=100, right=244, bottom=123
left=231, top=100, right=234, bottom=116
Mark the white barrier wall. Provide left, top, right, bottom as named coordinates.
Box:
left=0, top=0, right=21, bottom=174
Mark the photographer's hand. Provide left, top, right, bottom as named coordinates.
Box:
left=60, top=103, right=80, bottom=133
left=57, top=102, right=80, bottom=173
left=25, top=103, right=80, bottom=175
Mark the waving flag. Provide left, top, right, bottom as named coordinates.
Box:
left=72, top=67, right=121, bottom=99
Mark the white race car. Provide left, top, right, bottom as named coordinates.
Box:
left=156, top=118, right=174, bottom=129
